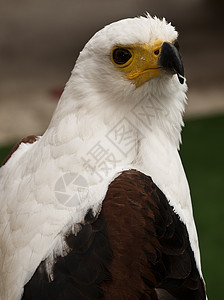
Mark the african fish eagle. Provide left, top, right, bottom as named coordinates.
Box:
left=0, top=14, right=207, bottom=299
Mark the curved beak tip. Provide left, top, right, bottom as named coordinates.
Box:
left=177, top=73, right=185, bottom=84
left=158, top=42, right=185, bottom=84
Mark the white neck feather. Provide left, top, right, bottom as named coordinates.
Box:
left=48, top=70, right=187, bottom=153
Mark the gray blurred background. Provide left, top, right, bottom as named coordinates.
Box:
left=0, top=0, right=224, bottom=144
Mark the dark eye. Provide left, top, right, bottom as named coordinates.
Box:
left=173, top=40, right=180, bottom=51
left=112, top=48, right=132, bottom=65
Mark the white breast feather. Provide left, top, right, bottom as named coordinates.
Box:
left=0, top=15, right=203, bottom=299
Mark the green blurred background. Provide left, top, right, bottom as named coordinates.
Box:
left=181, top=115, right=224, bottom=299
left=1, top=0, right=224, bottom=298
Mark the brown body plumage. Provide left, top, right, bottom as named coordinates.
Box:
left=22, top=170, right=206, bottom=299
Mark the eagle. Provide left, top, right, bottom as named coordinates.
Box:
left=0, top=14, right=207, bottom=299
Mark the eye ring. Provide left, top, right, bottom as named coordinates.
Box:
left=112, top=48, right=132, bottom=66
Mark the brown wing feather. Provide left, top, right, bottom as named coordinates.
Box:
left=1, top=135, right=38, bottom=167
left=100, top=169, right=206, bottom=299
left=21, top=169, right=206, bottom=300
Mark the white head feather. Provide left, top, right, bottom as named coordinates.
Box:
left=0, top=15, right=203, bottom=300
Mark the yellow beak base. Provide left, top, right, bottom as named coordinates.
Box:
left=112, top=40, right=165, bottom=88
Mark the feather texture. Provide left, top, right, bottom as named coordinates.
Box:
left=0, top=14, right=206, bottom=299
left=22, top=170, right=206, bottom=299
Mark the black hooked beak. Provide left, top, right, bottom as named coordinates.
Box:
left=158, top=42, right=185, bottom=84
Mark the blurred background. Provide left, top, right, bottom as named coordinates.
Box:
left=0, top=0, right=223, bottom=298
